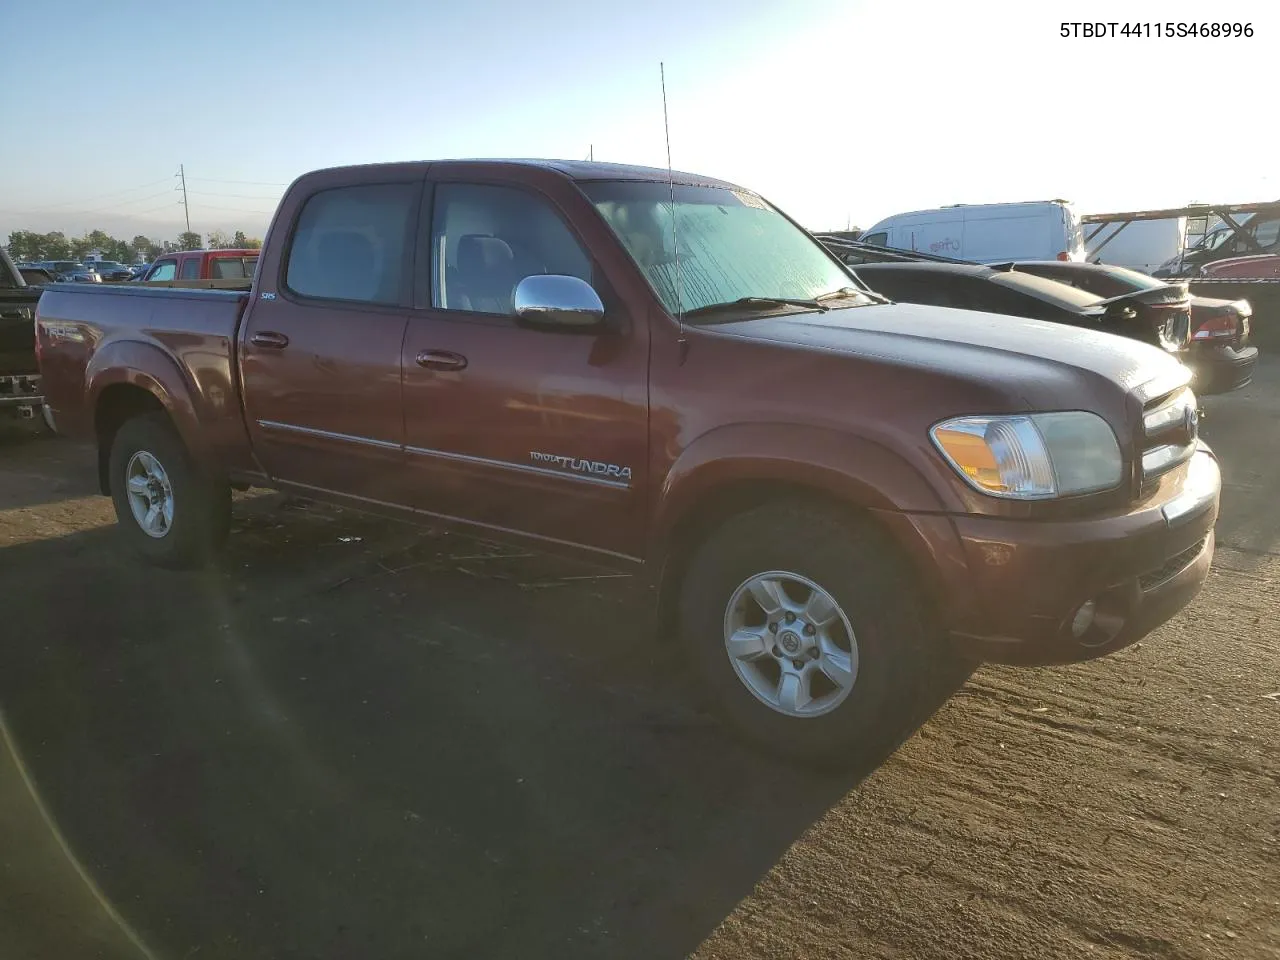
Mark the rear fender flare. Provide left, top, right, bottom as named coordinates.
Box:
left=86, top=340, right=212, bottom=467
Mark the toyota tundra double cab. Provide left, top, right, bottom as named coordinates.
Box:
left=35, top=160, right=1220, bottom=764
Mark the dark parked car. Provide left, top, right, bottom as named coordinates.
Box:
left=17, top=266, right=56, bottom=286
left=0, top=248, right=51, bottom=429
left=1009, top=261, right=1258, bottom=394
left=38, top=260, right=102, bottom=283
left=87, top=260, right=135, bottom=282
left=851, top=261, right=1194, bottom=357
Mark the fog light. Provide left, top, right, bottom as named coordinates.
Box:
left=1071, top=600, right=1097, bottom=638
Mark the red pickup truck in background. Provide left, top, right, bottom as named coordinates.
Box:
left=141, top=248, right=259, bottom=283
left=35, top=159, right=1221, bottom=765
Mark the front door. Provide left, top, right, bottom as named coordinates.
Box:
left=400, top=180, right=649, bottom=560
left=240, top=179, right=420, bottom=502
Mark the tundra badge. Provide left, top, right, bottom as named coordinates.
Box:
left=531, top=451, right=632, bottom=483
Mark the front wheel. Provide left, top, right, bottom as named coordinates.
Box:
left=679, top=501, right=948, bottom=768
left=108, top=412, right=230, bottom=568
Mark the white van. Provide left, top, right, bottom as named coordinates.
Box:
left=1083, top=218, right=1186, bottom=273
left=859, top=201, right=1086, bottom=263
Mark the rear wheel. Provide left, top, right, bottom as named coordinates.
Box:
left=679, top=500, right=946, bottom=767
left=108, top=412, right=230, bottom=568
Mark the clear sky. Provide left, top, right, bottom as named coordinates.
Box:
left=1, top=0, right=1275, bottom=243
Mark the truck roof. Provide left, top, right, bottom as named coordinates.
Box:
left=298, top=159, right=741, bottom=191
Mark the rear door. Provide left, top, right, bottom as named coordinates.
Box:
left=240, top=172, right=422, bottom=501
left=399, top=176, right=650, bottom=559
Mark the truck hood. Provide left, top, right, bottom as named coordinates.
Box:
left=706, top=301, right=1183, bottom=402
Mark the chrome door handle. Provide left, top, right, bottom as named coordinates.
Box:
left=250, top=331, right=290, bottom=349
left=416, top=350, right=467, bottom=371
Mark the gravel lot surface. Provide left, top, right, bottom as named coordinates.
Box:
left=1, top=360, right=1276, bottom=959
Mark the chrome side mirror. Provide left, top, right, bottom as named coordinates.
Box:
left=513, top=275, right=605, bottom=330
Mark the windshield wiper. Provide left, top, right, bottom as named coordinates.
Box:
left=683, top=296, right=828, bottom=319
left=817, top=285, right=890, bottom=305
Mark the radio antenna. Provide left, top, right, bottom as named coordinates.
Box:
left=660, top=62, right=687, bottom=358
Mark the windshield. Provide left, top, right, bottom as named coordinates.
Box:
left=581, top=181, right=863, bottom=317
left=1091, top=265, right=1169, bottom=292
left=1199, top=229, right=1231, bottom=252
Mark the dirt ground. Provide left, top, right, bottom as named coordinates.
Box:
left=0, top=361, right=1277, bottom=960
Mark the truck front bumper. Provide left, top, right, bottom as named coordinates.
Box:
left=915, top=448, right=1220, bottom=666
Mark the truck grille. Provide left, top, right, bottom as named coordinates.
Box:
left=1139, top=535, right=1208, bottom=591
left=1137, top=380, right=1198, bottom=495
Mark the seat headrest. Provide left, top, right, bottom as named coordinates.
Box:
left=457, top=235, right=514, bottom=276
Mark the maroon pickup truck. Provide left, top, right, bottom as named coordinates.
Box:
left=36, top=160, right=1221, bottom=764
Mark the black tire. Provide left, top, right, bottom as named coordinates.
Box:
left=108, top=412, right=231, bottom=569
left=679, top=500, right=951, bottom=768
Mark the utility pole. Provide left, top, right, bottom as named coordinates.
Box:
left=176, top=164, right=190, bottom=233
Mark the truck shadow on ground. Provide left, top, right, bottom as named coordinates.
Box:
left=0, top=500, right=971, bottom=960
left=0, top=431, right=99, bottom=510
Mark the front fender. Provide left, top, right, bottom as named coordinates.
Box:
left=86, top=339, right=213, bottom=466
left=653, top=421, right=957, bottom=541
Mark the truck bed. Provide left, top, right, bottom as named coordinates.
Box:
left=36, top=282, right=250, bottom=443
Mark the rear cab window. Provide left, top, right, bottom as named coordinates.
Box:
left=211, top=256, right=258, bottom=280
left=284, top=183, right=416, bottom=305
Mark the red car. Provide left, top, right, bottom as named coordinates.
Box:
left=1201, top=254, right=1280, bottom=279
left=141, top=248, right=259, bottom=283
left=1010, top=261, right=1258, bottom=394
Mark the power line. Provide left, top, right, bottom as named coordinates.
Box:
left=2, top=176, right=174, bottom=214
left=187, top=177, right=288, bottom=187
left=131, top=200, right=187, bottom=216
left=188, top=204, right=277, bottom=216
left=76, top=190, right=178, bottom=215
left=187, top=190, right=282, bottom=200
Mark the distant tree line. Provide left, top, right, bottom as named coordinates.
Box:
left=5, top=228, right=263, bottom=263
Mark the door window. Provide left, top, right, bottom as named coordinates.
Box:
left=148, top=260, right=176, bottom=281
left=179, top=257, right=201, bottom=279
left=1251, top=217, right=1280, bottom=251
left=285, top=183, right=416, bottom=305
left=429, top=183, right=591, bottom=315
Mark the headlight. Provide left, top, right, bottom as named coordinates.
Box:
left=931, top=412, right=1123, bottom=499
